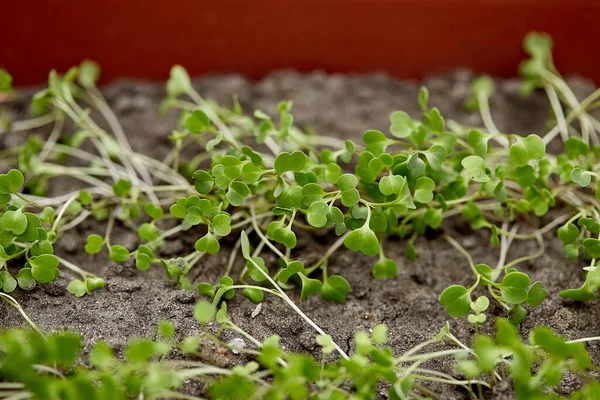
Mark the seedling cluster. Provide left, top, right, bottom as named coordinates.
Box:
left=1, top=33, right=600, bottom=399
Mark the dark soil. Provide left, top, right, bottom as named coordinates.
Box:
left=2, top=70, right=599, bottom=399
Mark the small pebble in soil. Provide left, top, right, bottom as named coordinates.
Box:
left=228, top=338, right=246, bottom=354
left=174, top=291, right=196, bottom=304
left=251, top=303, right=262, bottom=318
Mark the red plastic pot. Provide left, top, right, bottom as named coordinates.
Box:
left=3, top=0, right=600, bottom=86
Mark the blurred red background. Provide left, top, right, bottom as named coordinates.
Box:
left=3, top=0, right=600, bottom=86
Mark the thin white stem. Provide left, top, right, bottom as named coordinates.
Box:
left=0, top=293, right=45, bottom=338
left=37, top=117, right=65, bottom=164
left=545, top=85, right=569, bottom=143
left=52, top=195, right=79, bottom=232
left=55, top=255, right=92, bottom=280
left=244, top=252, right=349, bottom=360
left=1, top=113, right=55, bottom=134
left=59, top=210, right=91, bottom=232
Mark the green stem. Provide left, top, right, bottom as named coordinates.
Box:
left=0, top=293, right=45, bottom=338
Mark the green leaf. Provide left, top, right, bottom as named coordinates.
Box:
left=582, top=238, right=600, bottom=258
left=467, top=129, right=491, bottom=157
left=17, top=268, right=36, bottom=290
left=470, top=296, right=490, bottom=313
left=299, top=273, right=322, bottom=301
left=508, top=304, right=528, bottom=324
left=275, top=184, right=302, bottom=209
left=78, top=60, right=100, bottom=88
left=513, top=165, right=536, bottom=187
left=564, top=137, right=590, bottom=159
left=112, top=179, right=132, bottom=197
left=0, top=245, right=8, bottom=266
left=344, top=226, right=380, bottom=256
left=242, top=163, right=264, bottom=183
left=17, top=213, right=41, bottom=242
left=468, top=314, right=486, bottom=324
left=0, top=271, right=17, bottom=293
left=1, top=210, right=28, bottom=235
left=500, top=272, right=530, bottom=304
left=301, top=183, right=325, bottom=206
left=186, top=110, right=210, bottom=133
left=109, top=245, right=130, bottom=263
left=418, top=86, right=429, bottom=111
left=428, top=107, right=445, bottom=132
left=379, top=174, right=405, bottom=196
left=362, top=130, right=389, bottom=155
left=570, top=167, right=592, bottom=187
left=126, top=339, right=155, bottom=362
left=30, top=254, right=59, bottom=283
left=158, top=320, right=176, bottom=339
left=578, top=217, right=600, bottom=234
left=135, top=252, right=151, bottom=271
left=423, top=145, right=446, bottom=171
left=167, top=65, right=191, bottom=97
left=306, top=201, right=329, bottom=228
left=270, top=227, right=296, bottom=249
left=279, top=261, right=304, bottom=283
left=226, top=181, right=250, bottom=207
left=472, top=76, right=494, bottom=98
left=78, top=190, right=93, bottom=205
left=274, top=151, right=306, bottom=174
left=559, top=284, right=596, bottom=301
left=197, top=282, right=215, bottom=298
left=509, top=135, right=545, bottom=167
left=89, top=341, right=114, bottom=368
left=407, top=153, right=425, bottom=177
left=194, top=300, right=215, bottom=323
left=0, top=169, right=24, bottom=194
left=526, top=281, right=547, bottom=307
left=440, top=285, right=471, bottom=318
left=337, top=173, right=358, bottom=191
left=240, top=231, right=251, bottom=259
left=524, top=32, right=553, bottom=58
left=461, top=155, right=490, bottom=183
left=143, top=203, right=164, bottom=220
left=440, top=285, right=471, bottom=317
left=563, top=244, right=580, bottom=260
left=321, top=275, right=350, bottom=303
left=372, top=257, right=398, bottom=279
left=316, top=334, right=335, bottom=354
left=475, top=263, right=494, bottom=283
left=246, top=257, right=269, bottom=282
left=67, top=280, right=87, bottom=297
left=212, top=214, right=232, bottom=236
left=372, top=324, right=388, bottom=344
left=0, top=69, right=13, bottom=92
left=138, top=223, right=158, bottom=241
left=242, top=288, right=264, bottom=303
left=85, top=277, right=104, bottom=293
left=195, top=232, right=220, bottom=254
left=389, top=111, right=414, bottom=138
left=414, top=177, right=435, bottom=203
left=242, top=146, right=264, bottom=165
left=193, top=170, right=214, bottom=194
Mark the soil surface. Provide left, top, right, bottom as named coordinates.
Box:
left=1, top=70, right=599, bottom=399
